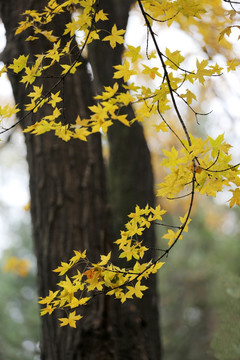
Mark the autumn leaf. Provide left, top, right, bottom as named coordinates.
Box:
left=59, top=311, right=82, bottom=328
left=103, top=24, right=125, bottom=48
left=229, top=188, right=240, bottom=208
left=39, top=290, right=59, bottom=305
left=227, top=59, right=240, bottom=72
left=98, top=252, right=111, bottom=266
left=127, top=281, right=148, bottom=299
left=48, top=91, right=62, bottom=107
left=113, top=60, right=136, bottom=82
left=8, top=54, right=29, bottom=73
left=53, top=261, right=72, bottom=275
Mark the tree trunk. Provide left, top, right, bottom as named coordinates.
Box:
left=1, top=2, right=110, bottom=359
left=0, top=0, right=161, bottom=359
left=88, top=1, right=162, bottom=359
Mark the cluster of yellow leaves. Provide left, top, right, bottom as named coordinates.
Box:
left=0, top=104, right=20, bottom=120
left=3, top=256, right=30, bottom=277
left=158, top=133, right=240, bottom=204
left=142, top=0, right=205, bottom=25
left=39, top=206, right=166, bottom=326
left=1, top=0, right=228, bottom=138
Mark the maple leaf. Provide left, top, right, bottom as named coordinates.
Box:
left=21, top=66, right=39, bottom=87
left=28, top=85, right=43, bottom=102
left=15, top=20, right=32, bottom=35
left=40, top=304, right=55, bottom=316
left=181, top=89, right=197, bottom=104
left=43, top=107, right=61, bottom=121
left=179, top=213, right=191, bottom=232
left=209, top=134, right=231, bottom=157
left=38, top=29, right=58, bottom=43
left=95, top=9, right=108, bottom=22
left=124, top=45, right=143, bottom=63
left=162, top=147, right=179, bottom=168
left=154, top=122, right=168, bottom=133
left=113, top=60, right=136, bottom=82
left=0, top=104, right=20, bottom=118
left=103, top=24, right=125, bottom=48
left=114, top=114, right=130, bottom=126
left=60, top=61, right=82, bottom=75
left=23, top=120, right=56, bottom=135
left=127, top=281, right=148, bottom=299
left=229, top=188, right=240, bottom=208
left=74, top=127, right=90, bottom=141
left=48, top=91, right=62, bottom=108
left=39, top=290, right=59, bottom=305
left=83, top=268, right=95, bottom=280
left=59, top=311, right=82, bottom=328
left=227, top=59, right=240, bottom=72
left=69, top=250, right=86, bottom=265
left=98, top=252, right=111, bottom=266
left=95, top=82, right=119, bottom=100
left=85, top=269, right=104, bottom=291
left=45, top=40, right=61, bottom=64
left=71, top=270, right=85, bottom=289
left=53, top=261, right=72, bottom=275
left=142, top=64, right=161, bottom=79
left=115, top=91, right=135, bottom=106
left=55, top=125, right=73, bottom=142
left=8, top=54, right=29, bottom=73
left=68, top=296, right=90, bottom=308
left=219, top=26, right=232, bottom=41
left=148, top=205, right=166, bottom=221
left=194, top=59, right=212, bottom=85
left=165, top=48, right=184, bottom=70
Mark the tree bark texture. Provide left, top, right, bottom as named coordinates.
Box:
left=0, top=0, right=161, bottom=359
left=88, top=1, right=162, bottom=359
left=1, top=2, right=110, bottom=359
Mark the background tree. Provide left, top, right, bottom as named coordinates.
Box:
left=0, top=0, right=161, bottom=359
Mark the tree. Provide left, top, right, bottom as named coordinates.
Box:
left=0, top=0, right=161, bottom=359
left=1, top=0, right=240, bottom=359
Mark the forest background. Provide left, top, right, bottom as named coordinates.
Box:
left=0, top=1, right=240, bottom=359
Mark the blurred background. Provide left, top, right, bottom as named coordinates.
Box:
left=1, top=2, right=240, bottom=359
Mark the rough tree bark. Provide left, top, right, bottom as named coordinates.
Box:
left=88, top=1, right=162, bottom=359
left=1, top=2, right=110, bottom=359
left=0, top=0, right=161, bottom=359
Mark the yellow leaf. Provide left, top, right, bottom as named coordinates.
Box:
left=43, top=107, right=61, bottom=121
left=48, top=91, right=62, bottom=108
left=229, top=188, right=240, bottom=208
left=95, top=9, right=108, bottom=22
left=39, top=290, right=59, bottom=305
left=99, top=252, right=111, bottom=266
left=227, top=59, right=240, bottom=72
left=154, top=122, right=168, bottom=132
left=103, top=24, right=125, bottom=48
left=53, top=261, right=72, bottom=275
left=9, top=55, right=29, bottom=74
left=113, top=60, right=136, bottom=82
left=59, top=311, right=82, bottom=328
left=165, top=48, right=184, bottom=70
